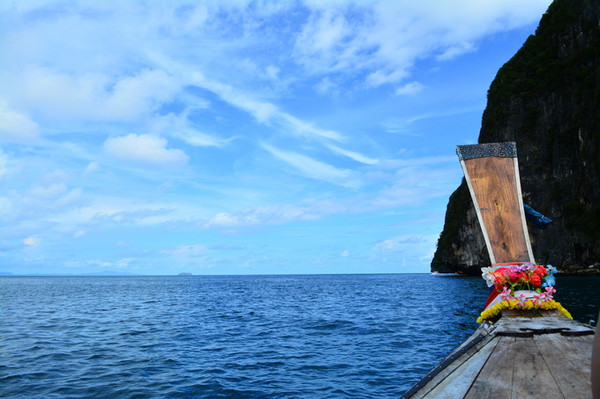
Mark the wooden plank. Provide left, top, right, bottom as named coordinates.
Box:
left=464, top=336, right=516, bottom=398
left=406, top=331, right=490, bottom=398
left=420, top=337, right=499, bottom=398
left=462, top=156, right=532, bottom=264
left=510, top=336, right=563, bottom=399
left=567, top=334, right=596, bottom=351
left=494, top=314, right=595, bottom=336
left=534, top=334, right=594, bottom=398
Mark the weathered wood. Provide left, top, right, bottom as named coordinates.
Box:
left=493, top=313, right=595, bottom=336
left=510, top=336, right=563, bottom=399
left=464, top=336, right=516, bottom=398
left=419, top=337, right=498, bottom=398
left=534, top=334, right=594, bottom=398
left=405, top=322, right=596, bottom=398
left=462, top=156, right=532, bottom=264
left=405, top=331, right=490, bottom=398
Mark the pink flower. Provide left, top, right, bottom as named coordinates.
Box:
left=500, top=286, right=514, bottom=301
left=517, top=293, right=527, bottom=307
left=544, top=286, right=556, bottom=300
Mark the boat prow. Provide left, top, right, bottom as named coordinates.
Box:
left=403, top=142, right=596, bottom=398
left=402, top=310, right=595, bottom=398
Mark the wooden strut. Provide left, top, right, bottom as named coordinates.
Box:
left=456, top=142, right=535, bottom=265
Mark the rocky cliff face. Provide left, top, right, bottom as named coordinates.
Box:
left=431, top=0, right=600, bottom=274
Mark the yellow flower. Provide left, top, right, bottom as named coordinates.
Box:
left=477, top=300, right=572, bottom=322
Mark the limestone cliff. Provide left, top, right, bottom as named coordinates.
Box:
left=431, top=0, right=600, bottom=274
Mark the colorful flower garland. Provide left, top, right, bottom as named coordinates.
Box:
left=477, top=263, right=572, bottom=323
left=476, top=298, right=573, bottom=323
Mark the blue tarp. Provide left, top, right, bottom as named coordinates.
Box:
left=524, top=204, right=553, bottom=228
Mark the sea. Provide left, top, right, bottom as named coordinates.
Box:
left=1, top=273, right=599, bottom=398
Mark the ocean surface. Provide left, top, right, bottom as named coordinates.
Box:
left=1, top=274, right=598, bottom=398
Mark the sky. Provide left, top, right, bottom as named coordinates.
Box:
left=0, top=0, right=553, bottom=276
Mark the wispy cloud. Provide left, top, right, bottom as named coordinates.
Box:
left=5, top=67, right=178, bottom=124
left=103, top=134, right=188, bottom=167
left=0, top=102, right=40, bottom=143
left=395, top=81, right=426, bottom=96
left=186, top=70, right=345, bottom=142
left=292, top=0, right=550, bottom=91
left=23, top=237, right=39, bottom=246
left=261, top=143, right=358, bottom=187
left=326, top=144, right=379, bottom=165
left=373, top=235, right=428, bottom=252
left=161, top=245, right=209, bottom=257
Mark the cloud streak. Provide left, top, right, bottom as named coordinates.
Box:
left=261, top=143, right=357, bottom=188
left=103, top=134, right=188, bottom=167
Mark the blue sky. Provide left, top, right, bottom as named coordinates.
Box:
left=0, top=0, right=552, bottom=275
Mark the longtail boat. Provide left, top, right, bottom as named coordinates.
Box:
left=403, top=142, right=596, bottom=399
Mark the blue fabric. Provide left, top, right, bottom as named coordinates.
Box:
left=524, top=204, right=553, bottom=228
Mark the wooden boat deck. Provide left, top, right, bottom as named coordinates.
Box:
left=403, top=311, right=595, bottom=398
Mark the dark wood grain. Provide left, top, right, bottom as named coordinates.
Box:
left=464, top=156, right=531, bottom=263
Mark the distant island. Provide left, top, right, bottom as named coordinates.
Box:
left=178, top=272, right=192, bottom=276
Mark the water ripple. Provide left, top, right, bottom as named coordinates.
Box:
left=1, top=274, right=598, bottom=398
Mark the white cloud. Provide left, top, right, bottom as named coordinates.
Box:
left=382, top=106, right=482, bottom=134
left=23, top=237, right=39, bottom=246
left=175, top=130, right=232, bottom=147
left=294, top=7, right=354, bottom=72
left=29, top=183, right=68, bottom=200
left=207, top=212, right=244, bottom=228
left=373, top=235, right=427, bottom=252
left=435, top=41, right=476, bottom=61
left=262, top=143, right=357, bottom=187
left=146, top=52, right=343, bottom=143
left=185, top=69, right=344, bottom=142
left=0, top=151, right=8, bottom=178
left=84, top=162, right=101, bottom=174
left=161, top=245, right=208, bottom=257
left=395, top=81, right=426, bottom=96
left=82, top=257, right=133, bottom=269
left=115, top=258, right=133, bottom=268
left=279, top=113, right=344, bottom=142
left=0, top=103, right=40, bottom=143
left=206, top=205, right=310, bottom=229
left=5, top=67, right=179, bottom=124
left=326, top=144, right=379, bottom=165
left=103, top=134, right=189, bottom=167
left=153, top=112, right=234, bottom=148
left=102, top=69, right=178, bottom=121
left=293, top=0, right=550, bottom=87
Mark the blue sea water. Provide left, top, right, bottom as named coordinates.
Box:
left=1, top=274, right=598, bottom=398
